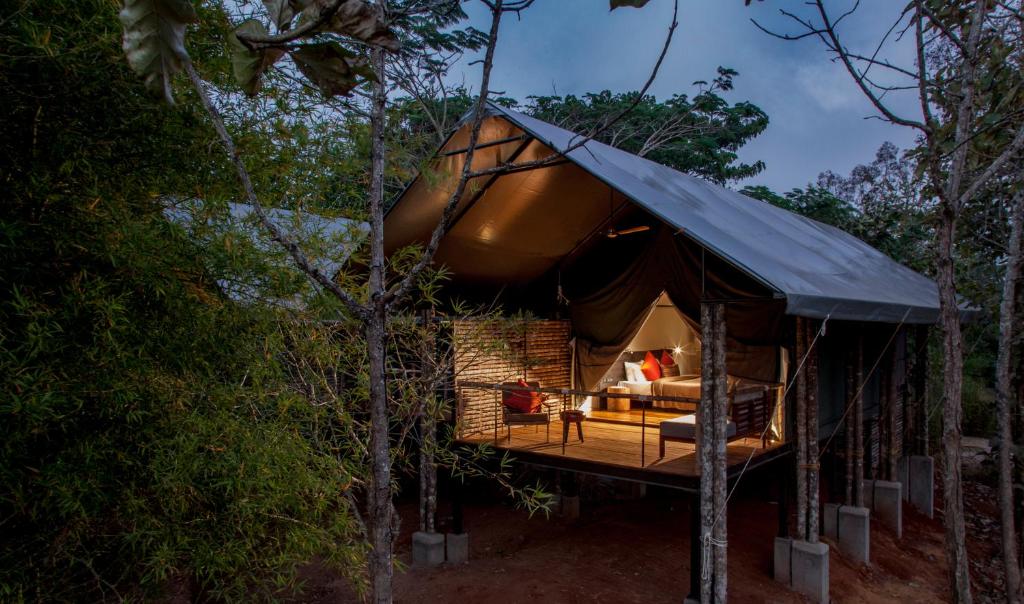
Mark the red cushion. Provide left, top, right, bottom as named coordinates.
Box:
left=641, top=350, right=662, bottom=381
left=660, top=349, right=676, bottom=367
left=504, top=380, right=543, bottom=413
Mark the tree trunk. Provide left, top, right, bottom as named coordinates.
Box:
left=913, top=325, right=930, bottom=457
left=855, top=336, right=865, bottom=508
left=795, top=318, right=808, bottom=540
left=997, top=191, right=1024, bottom=603
left=806, top=320, right=820, bottom=543
left=937, top=208, right=972, bottom=604
left=712, top=303, right=728, bottom=603
left=366, top=46, right=394, bottom=604
left=879, top=354, right=891, bottom=481
left=418, top=310, right=438, bottom=535
left=888, top=345, right=900, bottom=482
left=845, top=354, right=855, bottom=505
left=699, top=302, right=729, bottom=603
left=420, top=410, right=437, bottom=533
left=699, top=303, right=715, bottom=604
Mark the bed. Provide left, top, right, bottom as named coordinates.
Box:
left=617, top=375, right=744, bottom=410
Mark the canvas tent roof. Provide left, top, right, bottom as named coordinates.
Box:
left=385, top=102, right=941, bottom=324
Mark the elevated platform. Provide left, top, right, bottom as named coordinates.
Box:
left=457, top=419, right=789, bottom=491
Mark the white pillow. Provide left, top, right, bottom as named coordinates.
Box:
left=624, top=361, right=648, bottom=383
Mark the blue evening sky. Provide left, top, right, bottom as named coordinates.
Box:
left=451, top=0, right=921, bottom=193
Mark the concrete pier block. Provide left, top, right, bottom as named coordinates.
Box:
left=560, top=495, right=580, bottom=521
left=837, top=506, right=870, bottom=563
left=773, top=537, right=792, bottom=585
left=823, top=503, right=840, bottom=540
left=861, top=479, right=875, bottom=509
left=872, top=480, right=903, bottom=538
left=411, top=531, right=445, bottom=567
left=907, top=455, right=935, bottom=518
left=445, top=532, right=469, bottom=564
left=791, top=540, right=829, bottom=603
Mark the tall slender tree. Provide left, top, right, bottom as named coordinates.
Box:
left=117, top=0, right=678, bottom=600
left=754, top=3, right=1024, bottom=600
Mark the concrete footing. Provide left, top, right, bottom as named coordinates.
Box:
left=412, top=531, right=445, bottom=566
left=871, top=480, right=902, bottom=538
left=837, top=506, right=870, bottom=563
left=445, top=532, right=468, bottom=564
left=823, top=503, right=840, bottom=540
left=560, top=495, right=580, bottom=520
left=899, top=455, right=934, bottom=518
left=773, top=537, right=792, bottom=585
left=791, top=540, right=829, bottom=603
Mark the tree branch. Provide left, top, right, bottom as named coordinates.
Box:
left=238, top=0, right=352, bottom=49
left=465, top=0, right=680, bottom=179
left=184, top=62, right=369, bottom=320
left=957, top=125, right=1024, bottom=208
left=383, top=0, right=505, bottom=306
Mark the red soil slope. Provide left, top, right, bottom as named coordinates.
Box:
left=298, top=481, right=986, bottom=603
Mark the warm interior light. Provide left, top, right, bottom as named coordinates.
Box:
left=673, top=346, right=683, bottom=355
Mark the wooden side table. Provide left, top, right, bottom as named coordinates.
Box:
left=560, top=409, right=585, bottom=444
left=606, top=386, right=631, bottom=412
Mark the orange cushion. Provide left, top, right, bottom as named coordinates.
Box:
left=660, top=349, right=676, bottom=367
left=641, top=350, right=662, bottom=381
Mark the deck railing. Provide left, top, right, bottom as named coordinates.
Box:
left=455, top=380, right=705, bottom=467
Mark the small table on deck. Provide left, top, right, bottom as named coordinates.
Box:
left=606, top=385, right=631, bottom=411
left=559, top=409, right=585, bottom=444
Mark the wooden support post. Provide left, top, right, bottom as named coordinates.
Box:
left=794, top=318, right=808, bottom=541
left=854, top=336, right=865, bottom=508
left=805, top=320, right=820, bottom=543
left=698, top=302, right=728, bottom=603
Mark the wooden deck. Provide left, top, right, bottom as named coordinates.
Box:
left=457, top=416, right=788, bottom=490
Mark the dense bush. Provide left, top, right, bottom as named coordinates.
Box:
left=0, top=2, right=361, bottom=600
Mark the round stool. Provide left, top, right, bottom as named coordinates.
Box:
left=560, top=409, right=585, bottom=444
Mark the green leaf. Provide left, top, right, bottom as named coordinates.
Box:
left=119, top=0, right=197, bottom=104
left=262, top=0, right=295, bottom=31
left=302, top=0, right=400, bottom=51
left=609, top=0, right=650, bottom=9
left=290, top=43, right=373, bottom=99
left=229, top=20, right=285, bottom=96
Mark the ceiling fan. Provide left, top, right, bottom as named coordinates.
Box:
left=605, top=225, right=651, bottom=238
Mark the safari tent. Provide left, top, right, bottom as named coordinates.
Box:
left=384, top=101, right=942, bottom=597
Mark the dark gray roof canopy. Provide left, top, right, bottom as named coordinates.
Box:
left=386, top=102, right=942, bottom=324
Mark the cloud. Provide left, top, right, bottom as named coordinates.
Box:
left=445, top=0, right=920, bottom=193
left=796, top=62, right=862, bottom=112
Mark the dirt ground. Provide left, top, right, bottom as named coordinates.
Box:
left=294, top=457, right=1005, bottom=603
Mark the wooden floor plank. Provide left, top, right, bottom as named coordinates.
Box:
left=459, top=417, right=782, bottom=479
